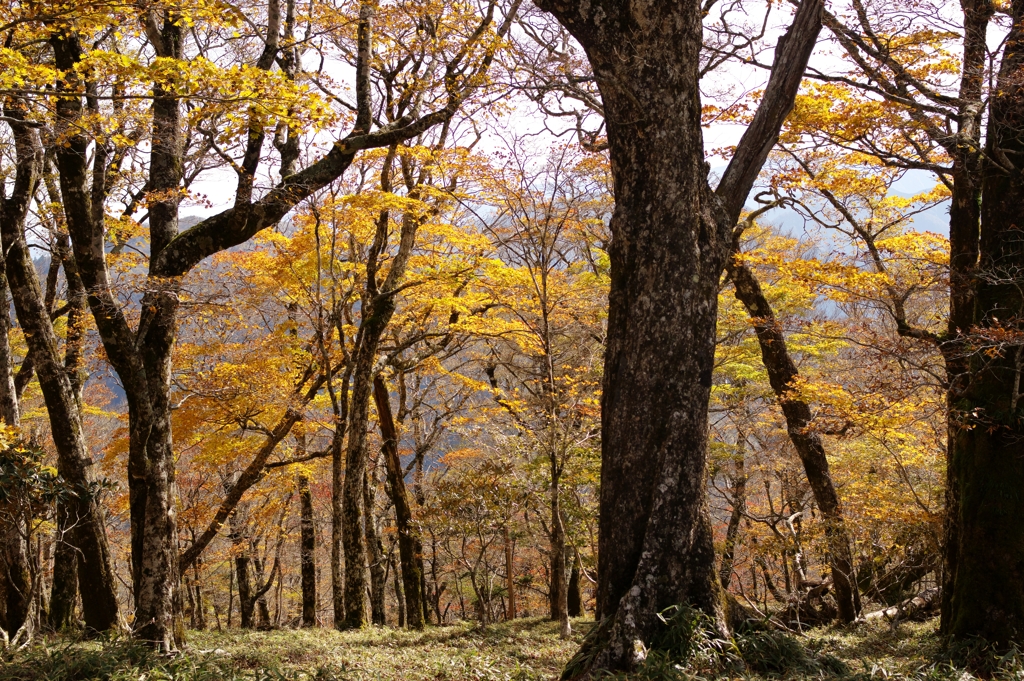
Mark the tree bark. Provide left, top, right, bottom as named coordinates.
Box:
left=727, top=255, right=861, bottom=621
left=550, top=470, right=570, bottom=639
left=47, top=505, right=79, bottom=631
left=298, top=470, right=318, bottom=628
left=364, top=467, right=387, bottom=626
left=0, top=103, right=120, bottom=635
left=504, top=526, right=516, bottom=621
left=2, top=521, right=30, bottom=637
left=373, top=376, right=426, bottom=629
left=718, top=438, right=746, bottom=592
left=533, top=2, right=730, bottom=671
left=568, top=553, right=583, bottom=617
left=939, top=0, right=994, bottom=634
left=0, top=269, right=19, bottom=428
left=331, top=427, right=347, bottom=628
left=944, top=0, right=1024, bottom=645
left=532, top=0, right=823, bottom=674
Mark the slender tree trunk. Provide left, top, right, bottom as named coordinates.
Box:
left=391, top=549, right=406, bottom=627
left=0, top=270, right=19, bottom=427
left=728, top=258, right=861, bottom=621
left=504, top=526, right=516, bottom=621
left=231, top=529, right=254, bottom=629
left=298, top=471, right=318, bottom=628
left=373, top=377, right=426, bottom=628
left=567, top=553, right=583, bottom=618
left=718, top=439, right=747, bottom=592
left=47, top=505, right=79, bottom=631
left=944, top=0, right=1024, bottom=645
left=364, top=468, right=387, bottom=626
left=331, top=428, right=346, bottom=629
left=550, top=468, right=570, bottom=639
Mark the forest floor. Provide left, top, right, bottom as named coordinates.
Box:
left=0, top=615, right=1018, bottom=681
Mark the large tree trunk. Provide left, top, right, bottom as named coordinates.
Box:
left=535, top=3, right=729, bottom=671
left=373, top=377, right=426, bottom=629
left=728, top=257, right=861, bottom=621
left=533, top=0, right=822, bottom=675
left=944, top=0, right=1024, bottom=645
left=0, top=105, right=121, bottom=635
left=298, top=471, right=318, bottom=628
left=939, top=0, right=993, bottom=634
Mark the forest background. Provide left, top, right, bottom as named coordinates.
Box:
left=0, top=0, right=1019, bottom=678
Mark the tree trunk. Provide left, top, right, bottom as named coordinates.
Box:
left=364, top=468, right=387, bottom=626
left=944, top=0, right=1024, bottom=645
left=728, top=258, right=861, bottom=621
left=550, top=470, right=570, bottom=639
left=373, top=377, right=425, bottom=629
left=534, top=2, right=729, bottom=670
left=331, top=428, right=346, bottom=628
left=391, top=549, right=406, bottom=627
left=47, top=504, right=79, bottom=631
left=231, top=516, right=256, bottom=629
left=939, top=0, right=994, bottom=634
left=504, top=526, right=516, bottom=621
left=2, top=521, right=31, bottom=637
left=532, top=0, right=822, bottom=673
left=298, top=472, right=318, bottom=628
left=0, top=105, right=121, bottom=635
left=567, top=554, right=583, bottom=618
left=718, top=439, right=747, bottom=592
left=0, top=270, right=19, bottom=428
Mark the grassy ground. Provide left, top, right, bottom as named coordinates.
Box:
left=2, top=616, right=1020, bottom=681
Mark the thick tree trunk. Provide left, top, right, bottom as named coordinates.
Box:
left=939, top=0, right=993, bottom=634
left=535, top=3, right=728, bottom=671
left=373, top=377, right=426, bottom=629
left=533, top=0, right=822, bottom=674
left=298, top=472, right=318, bottom=628
left=728, top=258, right=861, bottom=621
left=944, top=0, right=1024, bottom=645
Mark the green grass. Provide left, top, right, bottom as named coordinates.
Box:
left=0, top=618, right=587, bottom=681
left=4, top=617, right=1024, bottom=681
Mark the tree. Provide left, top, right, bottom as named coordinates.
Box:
left=531, top=0, right=824, bottom=673
left=0, top=104, right=120, bottom=634
left=778, top=0, right=1024, bottom=644
left=0, top=0, right=528, bottom=647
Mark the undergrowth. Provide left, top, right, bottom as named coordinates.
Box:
left=5, top=615, right=1024, bottom=681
